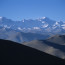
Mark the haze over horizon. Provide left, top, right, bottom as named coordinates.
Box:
left=0, top=0, right=65, bottom=21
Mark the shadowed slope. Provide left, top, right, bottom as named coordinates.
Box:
left=0, top=39, right=65, bottom=64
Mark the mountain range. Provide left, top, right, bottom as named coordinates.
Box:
left=0, top=16, right=65, bottom=60
left=0, top=16, right=65, bottom=43
left=0, top=17, right=65, bottom=35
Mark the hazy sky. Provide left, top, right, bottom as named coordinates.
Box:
left=0, top=0, right=65, bottom=21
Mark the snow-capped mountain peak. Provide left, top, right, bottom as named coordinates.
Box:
left=0, top=17, right=2, bottom=19
left=56, top=22, right=59, bottom=25
left=41, top=17, right=46, bottom=19
left=0, top=16, right=65, bottom=34
left=0, top=17, right=3, bottom=20
left=0, top=17, right=6, bottom=19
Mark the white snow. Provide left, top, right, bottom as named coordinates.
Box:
left=52, top=26, right=57, bottom=29
left=42, top=21, right=45, bottom=23
left=22, top=19, right=24, bottom=22
left=41, top=17, right=46, bottom=19
left=18, top=27, right=22, bottom=30
left=62, top=27, right=65, bottom=29
left=53, top=22, right=59, bottom=26
left=36, top=18, right=42, bottom=21
left=42, top=24, right=48, bottom=28
left=61, top=24, right=65, bottom=26
left=0, top=17, right=2, bottom=19
left=0, top=17, right=2, bottom=20
left=53, top=22, right=60, bottom=27
left=3, top=25, right=10, bottom=28
left=33, top=27, right=40, bottom=29
left=55, top=22, right=59, bottom=25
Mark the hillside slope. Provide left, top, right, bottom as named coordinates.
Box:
left=47, top=35, right=65, bottom=45
left=23, top=35, right=65, bottom=59
left=0, top=39, right=65, bottom=64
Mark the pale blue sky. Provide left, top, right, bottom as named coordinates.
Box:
left=0, top=0, right=65, bottom=21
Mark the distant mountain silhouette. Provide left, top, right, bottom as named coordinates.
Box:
left=0, top=39, right=65, bottom=64
left=0, top=27, right=50, bottom=43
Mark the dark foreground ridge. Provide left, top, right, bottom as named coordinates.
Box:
left=0, top=39, right=65, bottom=64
